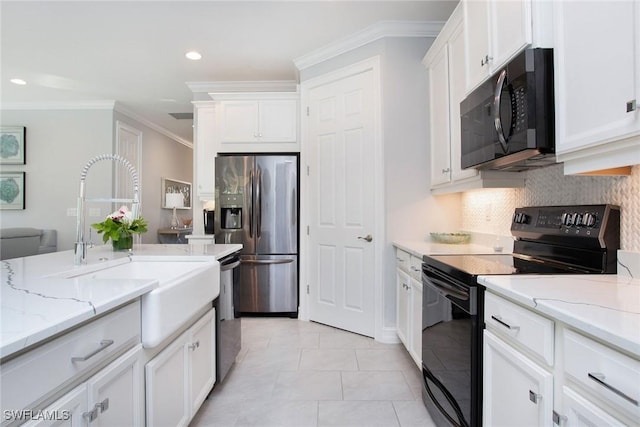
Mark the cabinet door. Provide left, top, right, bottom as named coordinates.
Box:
left=489, top=0, right=532, bottom=71
left=220, top=101, right=259, bottom=142
left=87, top=345, right=144, bottom=427
left=189, top=308, right=216, bottom=416
left=428, top=41, right=452, bottom=187
left=194, top=103, right=216, bottom=199
left=22, top=386, right=87, bottom=427
left=146, top=334, right=189, bottom=427
left=483, top=331, right=554, bottom=427
left=396, top=269, right=410, bottom=346
left=554, top=1, right=639, bottom=154
left=464, top=0, right=491, bottom=91
left=560, top=386, right=626, bottom=427
left=259, top=100, right=297, bottom=142
left=409, top=277, right=422, bottom=368
left=448, top=18, right=478, bottom=182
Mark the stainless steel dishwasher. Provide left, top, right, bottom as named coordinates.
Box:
left=214, top=251, right=241, bottom=383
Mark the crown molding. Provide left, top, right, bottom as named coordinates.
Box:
left=187, top=80, right=298, bottom=94
left=294, top=20, right=445, bottom=71
left=0, top=100, right=116, bottom=110
left=114, top=102, right=193, bottom=149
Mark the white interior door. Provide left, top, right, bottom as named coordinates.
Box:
left=306, top=66, right=377, bottom=337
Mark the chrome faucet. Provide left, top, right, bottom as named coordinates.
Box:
left=74, top=154, right=140, bottom=265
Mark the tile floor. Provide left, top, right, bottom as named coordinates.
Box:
left=190, top=317, right=436, bottom=427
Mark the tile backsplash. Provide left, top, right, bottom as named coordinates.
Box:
left=461, top=164, right=640, bottom=252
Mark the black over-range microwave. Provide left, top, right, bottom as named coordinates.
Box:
left=460, top=48, right=555, bottom=171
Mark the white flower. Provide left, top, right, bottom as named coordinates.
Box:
left=107, top=205, right=133, bottom=224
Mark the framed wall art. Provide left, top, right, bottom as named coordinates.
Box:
left=161, top=177, right=191, bottom=209
left=0, top=172, right=25, bottom=210
left=0, top=126, right=26, bottom=165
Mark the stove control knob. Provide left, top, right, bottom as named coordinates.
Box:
left=574, top=213, right=584, bottom=226
left=562, top=212, right=576, bottom=226
left=583, top=213, right=597, bottom=227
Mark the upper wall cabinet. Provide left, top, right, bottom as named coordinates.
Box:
left=463, top=0, right=553, bottom=93
left=553, top=1, right=640, bottom=174
left=212, top=93, right=299, bottom=153
left=424, top=4, right=525, bottom=194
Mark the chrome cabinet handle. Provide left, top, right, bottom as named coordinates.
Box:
left=552, top=410, right=567, bottom=425
left=71, top=339, right=114, bottom=362
left=491, top=315, right=520, bottom=331
left=97, top=398, right=109, bottom=413
left=588, top=372, right=639, bottom=406
left=188, top=340, right=201, bottom=351
left=442, top=168, right=450, bottom=174
left=358, top=234, right=373, bottom=242
left=410, top=266, right=420, bottom=272
left=529, top=390, right=542, bottom=404
left=627, top=99, right=637, bottom=112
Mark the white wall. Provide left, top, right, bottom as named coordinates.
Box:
left=113, top=112, right=193, bottom=243
left=0, top=108, right=113, bottom=251
left=300, top=36, right=462, bottom=333
left=0, top=108, right=193, bottom=251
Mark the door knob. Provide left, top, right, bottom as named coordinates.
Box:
left=358, top=234, right=373, bottom=242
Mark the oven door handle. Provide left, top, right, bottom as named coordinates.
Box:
left=422, top=272, right=469, bottom=301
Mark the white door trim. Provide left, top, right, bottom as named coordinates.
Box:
left=299, top=56, right=386, bottom=341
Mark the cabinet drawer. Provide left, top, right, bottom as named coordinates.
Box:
left=484, top=292, right=554, bottom=366
left=395, top=249, right=410, bottom=272
left=1, top=302, right=141, bottom=414
left=409, top=256, right=422, bottom=280
left=563, top=329, right=640, bottom=419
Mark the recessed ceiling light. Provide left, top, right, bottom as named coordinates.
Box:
left=185, top=51, right=202, bottom=61
left=10, top=78, right=27, bottom=85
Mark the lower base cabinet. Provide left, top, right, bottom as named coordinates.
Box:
left=23, top=345, right=145, bottom=427
left=145, top=308, right=216, bottom=427
left=483, top=331, right=554, bottom=426
left=559, top=386, right=626, bottom=427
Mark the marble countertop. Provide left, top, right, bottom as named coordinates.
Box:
left=478, top=274, right=640, bottom=358
left=1, top=243, right=242, bottom=360
left=393, top=238, right=512, bottom=258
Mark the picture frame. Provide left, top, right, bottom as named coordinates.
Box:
left=0, top=172, right=25, bottom=210
left=161, top=177, right=191, bottom=209
left=0, top=127, right=26, bottom=165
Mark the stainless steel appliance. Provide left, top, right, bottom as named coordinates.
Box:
left=460, top=48, right=555, bottom=171
left=421, top=204, right=620, bottom=427
left=213, top=251, right=241, bottom=383
left=215, top=154, right=298, bottom=317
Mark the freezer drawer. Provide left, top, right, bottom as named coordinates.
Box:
left=235, top=254, right=298, bottom=316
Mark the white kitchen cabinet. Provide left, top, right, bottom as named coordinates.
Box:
left=396, top=267, right=410, bottom=347
left=463, top=0, right=552, bottom=93
left=483, top=331, right=554, bottom=427
left=213, top=93, right=299, bottom=153
left=424, top=4, right=524, bottom=194
left=395, top=249, right=422, bottom=368
left=553, top=0, right=640, bottom=174
left=558, top=386, right=626, bottom=427
left=193, top=102, right=216, bottom=199
left=145, top=308, right=215, bottom=427
left=23, top=345, right=145, bottom=427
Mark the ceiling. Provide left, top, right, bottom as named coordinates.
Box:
left=1, top=1, right=457, bottom=143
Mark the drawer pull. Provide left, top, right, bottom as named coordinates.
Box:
left=71, top=339, right=114, bottom=362
left=588, top=372, right=639, bottom=406
left=491, top=315, right=520, bottom=331
left=83, top=407, right=98, bottom=422
left=188, top=340, right=201, bottom=351
left=552, top=410, right=567, bottom=425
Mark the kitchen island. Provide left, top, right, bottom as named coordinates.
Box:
left=0, top=243, right=241, bottom=427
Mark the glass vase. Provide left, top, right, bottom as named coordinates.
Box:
left=112, top=234, right=133, bottom=251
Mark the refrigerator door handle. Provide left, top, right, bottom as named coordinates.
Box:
left=256, top=165, right=262, bottom=238
left=241, top=259, right=294, bottom=265
left=249, top=169, right=254, bottom=238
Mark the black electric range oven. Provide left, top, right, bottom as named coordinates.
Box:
left=421, top=205, right=620, bottom=427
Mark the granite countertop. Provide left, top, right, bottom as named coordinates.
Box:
left=0, top=243, right=242, bottom=360
left=478, top=274, right=640, bottom=358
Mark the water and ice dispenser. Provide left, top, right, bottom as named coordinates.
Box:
left=219, top=194, right=243, bottom=230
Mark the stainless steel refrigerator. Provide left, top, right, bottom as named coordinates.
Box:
left=214, top=154, right=298, bottom=317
